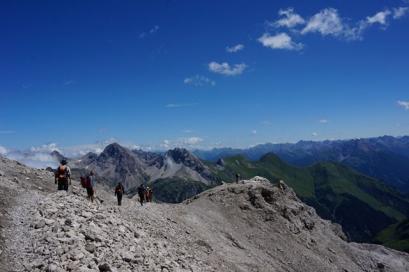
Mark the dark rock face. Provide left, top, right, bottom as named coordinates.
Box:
left=152, top=178, right=210, bottom=203
left=216, top=158, right=225, bottom=167
left=98, top=143, right=132, bottom=162
left=81, top=152, right=98, bottom=165
left=50, top=151, right=67, bottom=163
left=166, top=148, right=204, bottom=170
left=165, top=148, right=215, bottom=181
left=133, top=150, right=164, bottom=168
left=77, top=143, right=148, bottom=190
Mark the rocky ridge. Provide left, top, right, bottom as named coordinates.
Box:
left=1, top=156, right=409, bottom=272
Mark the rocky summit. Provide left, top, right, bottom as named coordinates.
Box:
left=0, top=156, right=409, bottom=271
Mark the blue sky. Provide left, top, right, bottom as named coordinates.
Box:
left=1, top=0, right=409, bottom=154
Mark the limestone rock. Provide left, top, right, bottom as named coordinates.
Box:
left=0, top=154, right=408, bottom=272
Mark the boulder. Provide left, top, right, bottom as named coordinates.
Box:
left=98, top=263, right=112, bottom=272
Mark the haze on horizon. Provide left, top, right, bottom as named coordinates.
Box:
left=1, top=0, right=409, bottom=154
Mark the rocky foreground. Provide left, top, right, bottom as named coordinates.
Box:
left=0, top=157, right=409, bottom=272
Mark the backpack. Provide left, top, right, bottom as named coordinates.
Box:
left=81, top=176, right=92, bottom=188
left=138, top=186, right=145, bottom=195
left=57, top=166, right=68, bottom=180
left=115, top=185, right=123, bottom=194
left=80, top=176, right=87, bottom=188
left=85, top=176, right=92, bottom=188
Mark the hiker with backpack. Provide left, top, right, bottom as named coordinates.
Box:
left=137, top=184, right=146, bottom=206
left=55, top=159, right=71, bottom=191
left=145, top=186, right=153, bottom=202
left=235, top=173, right=241, bottom=184
left=278, top=180, right=286, bottom=191
left=115, top=182, right=125, bottom=206
left=86, top=171, right=96, bottom=202
left=81, top=171, right=96, bottom=202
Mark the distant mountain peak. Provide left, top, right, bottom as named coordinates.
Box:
left=50, top=150, right=66, bottom=162
left=103, top=142, right=125, bottom=151
left=100, top=143, right=131, bottom=158
left=166, top=148, right=199, bottom=164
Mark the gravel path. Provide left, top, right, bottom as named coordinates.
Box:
left=4, top=191, right=44, bottom=271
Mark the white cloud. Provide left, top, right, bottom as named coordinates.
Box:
left=160, top=137, right=204, bottom=149
left=226, top=44, right=244, bottom=53
left=0, top=146, right=7, bottom=155
left=1, top=139, right=150, bottom=168
left=301, top=8, right=344, bottom=36
left=139, top=25, right=159, bottom=39
left=184, top=75, right=215, bottom=86
left=263, top=6, right=408, bottom=46
left=319, top=119, right=329, bottom=124
left=183, top=137, right=203, bottom=145
left=149, top=25, right=159, bottom=34
left=251, top=130, right=257, bottom=135
left=30, top=143, right=60, bottom=153
left=258, top=32, right=303, bottom=50
left=397, top=100, right=409, bottom=110
left=165, top=103, right=197, bottom=108
left=208, top=62, right=247, bottom=76
left=367, top=10, right=392, bottom=25
left=5, top=145, right=59, bottom=169
left=312, top=132, right=319, bottom=137
left=62, top=139, right=120, bottom=157
left=274, top=8, right=305, bottom=28
left=160, top=139, right=171, bottom=149
left=393, top=7, right=409, bottom=19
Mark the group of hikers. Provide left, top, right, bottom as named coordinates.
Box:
left=54, top=160, right=283, bottom=208
left=136, top=183, right=153, bottom=206
left=54, top=159, right=153, bottom=206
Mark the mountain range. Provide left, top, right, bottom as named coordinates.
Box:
left=2, top=156, right=408, bottom=271
left=194, top=135, right=409, bottom=193
left=58, top=140, right=409, bottom=252
left=70, top=143, right=218, bottom=199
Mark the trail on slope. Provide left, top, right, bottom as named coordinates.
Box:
left=2, top=182, right=217, bottom=272
left=1, top=156, right=409, bottom=272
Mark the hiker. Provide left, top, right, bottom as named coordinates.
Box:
left=137, top=184, right=146, bottom=206
left=55, top=159, right=71, bottom=191
left=145, top=187, right=150, bottom=202
left=115, top=182, right=125, bottom=206
left=86, top=171, right=96, bottom=203
left=278, top=180, right=286, bottom=191
left=235, top=173, right=241, bottom=184
left=145, top=186, right=153, bottom=202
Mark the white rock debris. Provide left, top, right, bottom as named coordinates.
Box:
left=1, top=156, right=408, bottom=272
